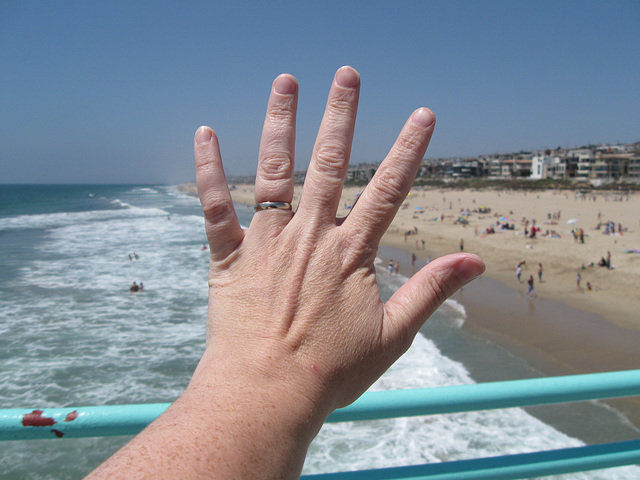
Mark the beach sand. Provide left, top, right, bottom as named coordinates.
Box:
left=224, top=183, right=640, bottom=329
left=184, top=182, right=640, bottom=428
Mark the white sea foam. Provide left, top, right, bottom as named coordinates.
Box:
left=130, top=187, right=159, bottom=194
left=1, top=196, right=208, bottom=411
left=304, top=333, right=639, bottom=479
left=0, top=205, right=170, bottom=232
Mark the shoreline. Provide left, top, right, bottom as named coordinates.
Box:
left=378, top=244, right=640, bottom=435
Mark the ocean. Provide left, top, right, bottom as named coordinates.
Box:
left=0, top=184, right=637, bottom=479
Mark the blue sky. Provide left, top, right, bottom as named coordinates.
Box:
left=1, top=1, right=639, bottom=184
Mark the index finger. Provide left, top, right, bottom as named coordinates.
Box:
left=342, top=108, right=435, bottom=243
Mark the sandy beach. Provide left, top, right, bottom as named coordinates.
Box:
left=222, top=183, right=640, bottom=330
left=183, top=182, right=640, bottom=426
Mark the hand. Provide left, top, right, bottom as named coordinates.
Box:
left=88, top=66, right=484, bottom=480
left=194, top=66, right=484, bottom=415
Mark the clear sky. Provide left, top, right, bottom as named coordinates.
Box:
left=1, top=1, right=639, bottom=184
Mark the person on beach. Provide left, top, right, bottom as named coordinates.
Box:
left=516, top=262, right=524, bottom=283
left=527, top=275, right=535, bottom=297
left=577, top=272, right=582, bottom=289
left=537, top=263, right=543, bottom=283
left=87, top=67, right=484, bottom=479
left=388, top=260, right=394, bottom=275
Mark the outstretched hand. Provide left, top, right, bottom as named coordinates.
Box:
left=88, top=66, right=484, bottom=480
left=193, top=66, right=484, bottom=415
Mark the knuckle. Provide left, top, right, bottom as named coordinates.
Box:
left=268, top=102, right=296, bottom=125
left=395, top=129, right=425, bottom=158
left=370, top=168, right=405, bottom=205
left=340, top=238, right=377, bottom=272
left=201, top=194, right=234, bottom=224
left=314, top=143, right=348, bottom=173
left=194, top=148, right=217, bottom=169
left=425, top=272, right=452, bottom=307
left=327, top=95, right=356, bottom=118
left=258, top=151, right=293, bottom=181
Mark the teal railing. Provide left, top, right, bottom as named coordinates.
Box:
left=2, top=370, right=639, bottom=479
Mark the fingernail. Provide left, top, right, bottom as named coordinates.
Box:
left=335, top=66, right=359, bottom=89
left=455, top=255, right=486, bottom=283
left=411, top=108, right=435, bottom=128
left=274, top=74, right=297, bottom=95
left=195, top=126, right=213, bottom=145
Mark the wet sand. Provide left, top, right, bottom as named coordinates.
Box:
left=380, top=244, right=640, bottom=441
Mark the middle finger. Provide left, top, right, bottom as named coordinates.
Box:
left=296, top=66, right=360, bottom=225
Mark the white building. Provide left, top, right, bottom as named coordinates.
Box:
left=530, top=155, right=565, bottom=179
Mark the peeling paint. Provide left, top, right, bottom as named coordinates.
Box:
left=64, top=410, right=78, bottom=422
left=51, top=429, right=64, bottom=438
left=22, top=410, right=56, bottom=427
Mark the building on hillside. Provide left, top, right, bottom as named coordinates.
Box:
left=293, top=170, right=306, bottom=183
left=530, top=155, right=565, bottom=179
left=449, top=159, right=485, bottom=178
left=345, top=164, right=377, bottom=183
left=628, top=155, right=640, bottom=179
left=591, top=152, right=629, bottom=183
left=572, top=149, right=597, bottom=181
left=567, top=147, right=635, bottom=184
left=418, top=159, right=453, bottom=178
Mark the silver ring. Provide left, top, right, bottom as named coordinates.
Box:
left=254, top=201, right=292, bottom=212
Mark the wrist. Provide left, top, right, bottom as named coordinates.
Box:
left=186, top=347, right=331, bottom=442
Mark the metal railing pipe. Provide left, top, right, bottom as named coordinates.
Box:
left=0, top=403, right=169, bottom=441
left=299, top=439, right=640, bottom=480
left=326, top=368, right=640, bottom=423
left=1, top=369, right=639, bottom=441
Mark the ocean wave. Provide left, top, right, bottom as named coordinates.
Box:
left=304, top=333, right=640, bottom=479
left=0, top=205, right=171, bottom=232
left=129, top=187, right=159, bottom=194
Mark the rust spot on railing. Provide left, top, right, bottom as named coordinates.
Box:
left=64, top=410, right=78, bottom=422
left=22, top=410, right=56, bottom=427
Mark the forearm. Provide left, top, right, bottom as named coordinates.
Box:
left=87, top=357, right=326, bottom=479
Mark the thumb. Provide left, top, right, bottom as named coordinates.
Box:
left=384, top=253, right=485, bottom=340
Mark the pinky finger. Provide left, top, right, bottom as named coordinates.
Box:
left=194, top=126, right=244, bottom=261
